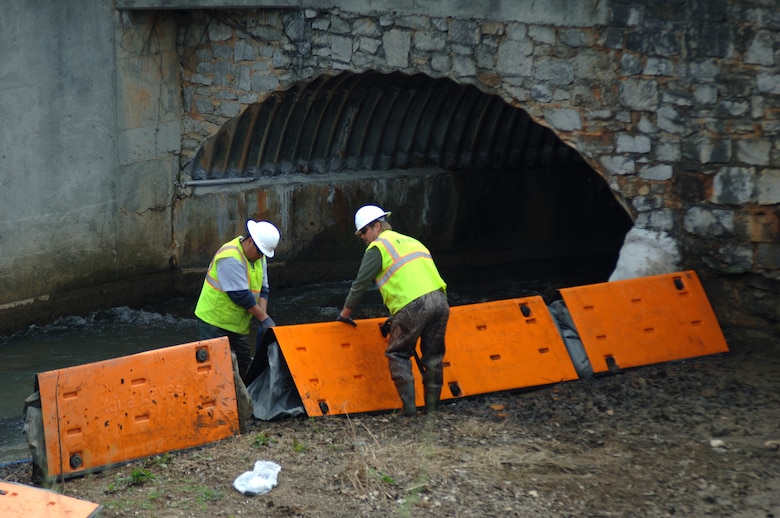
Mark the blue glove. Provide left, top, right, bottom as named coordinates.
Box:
left=337, top=315, right=357, bottom=327
left=259, top=316, right=276, bottom=334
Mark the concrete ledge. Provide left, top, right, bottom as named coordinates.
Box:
left=117, top=0, right=303, bottom=8
left=116, top=0, right=608, bottom=25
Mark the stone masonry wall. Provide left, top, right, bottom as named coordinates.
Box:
left=174, top=1, right=779, bottom=331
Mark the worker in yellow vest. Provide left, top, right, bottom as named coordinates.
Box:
left=338, top=205, right=450, bottom=416
left=195, top=219, right=280, bottom=380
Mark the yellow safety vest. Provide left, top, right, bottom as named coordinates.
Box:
left=369, top=230, right=447, bottom=315
left=194, top=236, right=264, bottom=335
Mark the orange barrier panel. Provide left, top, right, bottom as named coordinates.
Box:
left=443, top=296, right=579, bottom=398
left=559, top=270, right=729, bottom=374
left=0, top=481, right=101, bottom=517
left=275, top=296, right=578, bottom=417
left=37, top=338, right=240, bottom=479
left=271, top=319, right=402, bottom=417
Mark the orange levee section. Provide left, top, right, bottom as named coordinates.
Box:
left=275, top=296, right=579, bottom=417
left=559, top=270, right=730, bottom=373
left=442, top=296, right=579, bottom=397
left=0, top=481, right=101, bottom=517
left=272, top=318, right=403, bottom=416
left=37, top=338, right=239, bottom=478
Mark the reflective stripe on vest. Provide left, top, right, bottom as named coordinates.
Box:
left=194, top=236, right=264, bottom=335
left=369, top=230, right=446, bottom=315
left=205, top=245, right=248, bottom=291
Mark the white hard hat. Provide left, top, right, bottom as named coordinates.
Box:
left=354, top=205, right=391, bottom=235
left=246, top=220, right=280, bottom=257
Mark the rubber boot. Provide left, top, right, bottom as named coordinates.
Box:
left=395, top=382, right=417, bottom=417
left=424, top=386, right=441, bottom=414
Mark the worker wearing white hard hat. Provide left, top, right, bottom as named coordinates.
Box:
left=195, top=218, right=281, bottom=380
left=338, top=204, right=450, bottom=416
left=352, top=204, right=391, bottom=235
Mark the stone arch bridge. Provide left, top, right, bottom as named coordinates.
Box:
left=170, top=0, right=779, bottom=334
left=0, top=0, right=777, bottom=335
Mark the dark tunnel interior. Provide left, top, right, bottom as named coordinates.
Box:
left=187, top=71, right=634, bottom=297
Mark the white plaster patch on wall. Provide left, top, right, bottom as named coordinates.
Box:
left=276, top=183, right=295, bottom=232
left=419, top=180, right=431, bottom=227
left=609, top=227, right=681, bottom=282
left=371, top=177, right=389, bottom=205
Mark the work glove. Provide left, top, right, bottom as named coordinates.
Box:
left=379, top=318, right=392, bottom=338
left=337, top=315, right=357, bottom=327
left=259, top=316, right=276, bottom=334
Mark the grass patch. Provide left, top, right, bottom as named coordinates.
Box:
left=292, top=437, right=306, bottom=452
left=254, top=431, right=274, bottom=448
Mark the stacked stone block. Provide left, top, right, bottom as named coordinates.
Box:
left=176, top=1, right=779, bottom=330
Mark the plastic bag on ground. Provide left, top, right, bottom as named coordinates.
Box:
left=233, top=460, right=282, bottom=495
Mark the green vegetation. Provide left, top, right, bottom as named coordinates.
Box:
left=253, top=431, right=274, bottom=447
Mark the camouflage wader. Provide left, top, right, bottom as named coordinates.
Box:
left=386, top=290, right=450, bottom=415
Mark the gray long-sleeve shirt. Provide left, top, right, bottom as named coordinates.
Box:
left=343, top=246, right=382, bottom=311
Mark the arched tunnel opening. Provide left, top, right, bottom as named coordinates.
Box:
left=184, top=71, right=634, bottom=299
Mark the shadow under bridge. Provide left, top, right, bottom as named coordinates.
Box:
left=184, top=70, right=633, bottom=293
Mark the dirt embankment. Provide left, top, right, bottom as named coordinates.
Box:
left=1, top=327, right=778, bottom=517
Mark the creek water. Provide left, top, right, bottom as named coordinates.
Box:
left=0, top=260, right=610, bottom=465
